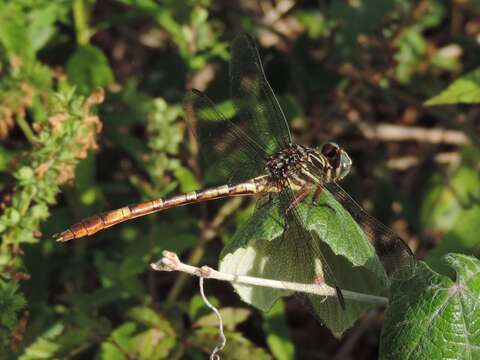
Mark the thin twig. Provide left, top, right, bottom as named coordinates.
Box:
left=153, top=250, right=389, bottom=306
left=386, top=151, right=462, bottom=170
left=359, top=123, right=469, bottom=145
left=262, top=0, right=295, bottom=26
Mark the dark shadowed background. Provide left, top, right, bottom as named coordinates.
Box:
left=0, top=0, right=479, bottom=359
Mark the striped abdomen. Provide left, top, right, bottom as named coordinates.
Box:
left=54, top=175, right=272, bottom=242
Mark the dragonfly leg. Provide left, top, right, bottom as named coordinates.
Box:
left=311, top=185, right=323, bottom=206
left=311, top=185, right=335, bottom=212
left=286, top=188, right=310, bottom=214
left=335, top=286, right=346, bottom=310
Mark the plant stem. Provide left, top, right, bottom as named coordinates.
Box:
left=73, top=0, right=90, bottom=45
left=154, top=250, right=389, bottom=307
left=16, top=116, right=37, bottom=144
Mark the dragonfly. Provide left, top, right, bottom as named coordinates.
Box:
left=54, top=34, right=413, bottom=309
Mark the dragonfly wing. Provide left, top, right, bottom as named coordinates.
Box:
left=184, top=34, right=292, bottom=183
left=230, top=33, right=292, bottom=155
left=272, top=183, right=346, bottom=309
left=325, top=182, right=413, bottom=274
left=184, top=89, right=267, bottom=183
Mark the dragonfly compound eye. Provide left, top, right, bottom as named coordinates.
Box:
left=321, top=142, right=341, bottom=166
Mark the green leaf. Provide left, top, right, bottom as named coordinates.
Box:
left=219, top=190, right=388, bottom=335
left=420, top=165, right=480, bottom=232
left=19, top=323, right=64, bottom=360
left=425, top=67, right=480, bottom=105
left=427, top=206, right=480, bottom=275
left=20, top=338, right=61, bottom=360
left=394, top=28, right=428, bottom=83
left=0, top=10, right=34, bottom=61
left=380, top=254, right=480, bottom=359
left=66, top=45, right=114, bottom=94
left=127, top=306, right=175, bottom=336
left=100, top=322, right=137, bottom=360
left=295, top=10, right=328, bottom=38
left=16, top=167, right=35, bottom=182
left=174, top=167, right=199, bottom=192
left=28, top=2, right=69, bottom=52
left=100, top=316, right=176, bottom=360
left=418, top=0, right=445, bottom=29
left=189, top=294, right=207, bottom=321
left=132, top=328, right=176, bottom=359
left=188, top=328, right=272, bottom=360
left=263, top=300, right=295, bottom=360
left=195, top=307, right=251, bottom=331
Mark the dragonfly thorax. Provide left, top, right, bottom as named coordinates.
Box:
left=266, top=144, right=327, bottom=188
left=265, top=142, right=352, bottom=189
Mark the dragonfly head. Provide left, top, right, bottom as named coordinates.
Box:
left=320, top=142, right=352, bottom=180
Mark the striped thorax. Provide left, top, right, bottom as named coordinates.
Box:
left=265, top=142, right=352, bottom=189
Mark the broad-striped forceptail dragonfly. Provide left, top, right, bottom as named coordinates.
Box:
left=55, top=34, right=413, bottom=309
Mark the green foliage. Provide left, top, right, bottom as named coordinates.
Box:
left=0, top=0, right=69, bottom=66
left=119, top=0, right=228, bottom=70
left=420, top=148, right=480, bottom=274
left=393, top=0, right=448, bottom=83
left=20, top=298, right=112, bottom=360
left=425, top=67, right=480, bottom=105
left=145, top=98, right=191, bottom=191
left=420, top=161, right=480, bottom=232
left=187, top=328, right=272, bottom=360
left=220, top=190, right=388, bottom=335
left=194, top=307, right=251, bottom=330
left=380, top=254, right=480, bottom=360
left=262, top=300, right=295, bottom=360
left=19, top=322, right=64, bottom=360
left=99, top=308, right=176, bottom=360
left=0, top=280, right=26, bottom=352
left=66, top=45, right=114, bottom=94
left=0, top=89, right=102, bottom=248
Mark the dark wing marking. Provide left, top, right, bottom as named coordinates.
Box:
left=326, top=182, right=413, bottom=274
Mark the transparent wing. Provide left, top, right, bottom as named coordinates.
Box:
left=262, top=182, right=345, bottom=309
left=326, top=182, right=414, bottom=274
left=230, top=33, right=292, bottom=155
left=184, top=89, right=267, bottom=183
left=183, top=33, right=293, bottom=183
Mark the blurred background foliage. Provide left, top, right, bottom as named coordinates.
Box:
left=0, top=0, right=479, bottom=358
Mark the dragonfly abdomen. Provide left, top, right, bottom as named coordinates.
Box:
left=54, top=175, right=271, bottom=242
